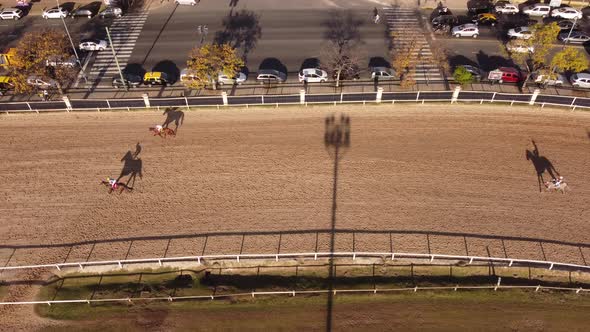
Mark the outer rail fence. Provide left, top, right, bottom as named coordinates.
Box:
left=1, top=251, right=589, bottom=273
left=1, top=283, right=588, bottom=306
left=0, top=90, right=589, bottom=113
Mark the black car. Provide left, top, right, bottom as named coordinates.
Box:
left=457, top=65, right=484, bottom=82
left=70, top=8, right=93, bottom=18
left=112, top=74, right=142, bottom=88
left=467, top=0, right=493, bottom=15
left=556, top=20, right=577, bottom=31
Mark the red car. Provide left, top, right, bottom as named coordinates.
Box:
left=488, top=67, right=522, bottom=83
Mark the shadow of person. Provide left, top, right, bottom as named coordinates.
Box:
left=118, top=147, right=143, bottom=188
left=525, top=140, right=560, bottom=192
left=163, top=108, right=185, bottom=132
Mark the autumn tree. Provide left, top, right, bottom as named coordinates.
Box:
left=391, top=38, right=420, bottom=88
left=320, top=10, right=364, bottom=87
left=550, top=46, right=588, bottom=75
left=502, top=22, right=560, bottom=87
left=453, top=66, right=473, bottom=85
left=427, top=42, right=451, bottom=87
left=185, top=43, right=244, bottom=90
left=9, top=29, right=77, bottom=95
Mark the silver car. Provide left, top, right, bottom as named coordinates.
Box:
left=218, top=72, right=247, bottom=85
left=0, top=8, right=23, bottom=20
left=570, top=73, right=590, bottom=88
left=42, top=8, right=68, bottom=19
left=451, top=24, right=479, bottom=38
left=256, top=69, right=287, bottom=84
left=99, top=7, right=122, bottom=18
left=79, top=39, right=108, bottom=51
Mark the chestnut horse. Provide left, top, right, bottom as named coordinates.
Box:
left=149, top=127, right=176, bottom=138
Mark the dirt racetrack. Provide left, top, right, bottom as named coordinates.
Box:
left=1, top=104, right=590, bottom=270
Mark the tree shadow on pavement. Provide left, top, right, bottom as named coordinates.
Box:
left=322, top=10, right=364, bottom=49
left=153, top=60, right=180, bottom=84
left=214, top=9, right=262, bottom=63
left=525, top=139, right=560, bottom=192
left=475, top=50, right=517, bottom=72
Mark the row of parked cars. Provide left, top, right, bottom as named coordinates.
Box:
left=0, top=6, right=123, bottom=20
left=457, top=64, right=590, bottom=88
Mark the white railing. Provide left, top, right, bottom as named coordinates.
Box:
left=1, top=283, right=587, bottom=306
left=1, top=251, right=588, bottom=273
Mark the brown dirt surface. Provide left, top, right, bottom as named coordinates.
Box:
left=1, top=104, right=590, bottom=328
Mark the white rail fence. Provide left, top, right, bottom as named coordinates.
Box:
left=1, top=251, right=589, bottom=273
left=1, top=282, right=588, bottom=306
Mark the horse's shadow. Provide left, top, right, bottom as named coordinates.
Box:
left=117, top=144, right=143, bottom=188
left=525, top=140, right=559, bottom=192
left=163, top=108, right=184, bottom=132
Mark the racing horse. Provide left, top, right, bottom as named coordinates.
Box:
left=101, top=179, right=133, bottom=194
left=118, top=150, right=143, bottom=189
left=526, top=140, right=560, bottom=192
left=544, top=181, right=569, bottom=194
left=149, top=127, right=176, bottom=138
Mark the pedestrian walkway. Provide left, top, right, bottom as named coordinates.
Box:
left=382, top=6, right=443, bottom=83
left=87, top=11, right=149, bottom=79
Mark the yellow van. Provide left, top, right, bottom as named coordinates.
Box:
left=143, top=72, right=169, bottom=86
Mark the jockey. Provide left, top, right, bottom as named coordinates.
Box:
left=107, top=177, right=118, bottom=189
left=552, top=176, right=563, bottom=188
left=155, top=124, right=163, bottom=133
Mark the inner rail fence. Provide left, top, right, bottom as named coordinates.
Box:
left=0, top=90, right=589, bottom=113
left=1, top=251, right=589, bottom=274
left=1, top=283, right=588, bottom=306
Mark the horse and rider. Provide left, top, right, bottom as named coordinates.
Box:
left=149, top=124, right=176, bottom=138
left=102, top=177, right=133, bottom=194
left=545, top=176, right=568, bottom=194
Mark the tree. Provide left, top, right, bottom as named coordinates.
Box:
left=391, top=38, right=420, bottom=88
left=502, top=23, right=560, bottom=87
left=185, top=43, right=244, bottom=90
left=427, top=42, right=451, bottom=87
left=9, top=29, right=77, bottom=95
left=320, top=42, right=364, bottom=88
left=550, top=46, right=588, bottom=74
left=453, top=66, right=473, bottom=85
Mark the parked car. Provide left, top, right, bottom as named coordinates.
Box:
left=570, top=73, right=590, bottom=88
left=112, top=74, right=143, bottom=88
left=175, top=0, right=199, bottom=5
left=558, top=31, right=590, bottom=44
left=256, top=69, right=287, bottom=84
left=467, top=0, right=493, bottom=15
left=487, top=67, right=521, bottom=83
left=218, top=71, right=247, bottom=85
left=42, top=7, right=68, bottom=19
left=0, top=8, right=23, bottom=20
left=99, top=6, right=122, bottom=18
left=494, top=3, right=518, bottom=15
left=79, top=39, right=108, bottom=51
left=522, top=4, right=551, bottom=18
left=0, top=76, right=15, bottom=95
left=506, top=41, right=534, bottom=53
left=556, top=20, right=577, bottom=31
left=531, top=72, right=565, bottom=87
left=452, top=24, right=479, bottom=38
left=26, top=75, right=57, bottom=88
left=45, top=56, right=77, bottom=67
left=550, top=7, right=582, bottom=20
left=472, top=13, right=498, bottom=26
left=143, top=71, right=169, bottom=86
left=507, top=26, right=533, bottom=39
left=298, top=68, right=328, bottom=83
left=180, top=68, right=197, bottom=82
left=370, top=67, right=396, bottom=80
left=457, top=65, right=484, bottom=81
left=70, top=8, right=94, bottom=19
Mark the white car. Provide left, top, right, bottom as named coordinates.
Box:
left=506, top=42, right=534, bottom=53
left=551, top=7, right=583, bottom=20
left=79, top=39, right=108, bottom=51
left=451, top=24, right=479, bottom=38
left=42, top=8, right=68, bottom=19
left=531, top=73, right=565, bottom=86
left=507, top=26, right=533, bottom=40
left=522, top=4, right=551, bottom=17
left=494, top=3, right=518, bottom=15
left=0, top=8, right=23, bottom=20
left=298, top=68, right=328, bottom=83
left=45, top=56, right=77, bottom=67
left=570, top=73, right=590, bottom=88
left=26, top=76, right=57, bottom=88
left=218, top=72, right=247, bottom=85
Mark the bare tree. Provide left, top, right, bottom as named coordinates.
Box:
left=321, top=42, right=365, bottom=88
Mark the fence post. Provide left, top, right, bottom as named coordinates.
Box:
left=415, top=91, right=420, bottom=102
left=451, top=86, right=461, bottom=104
left=142, top=93, right=150, bottom=108
left=26, top=102, right=32, bottom=111
left=494, top=277, right=501, bottom=291
left=221, top=92, right=228, bottom=106
left=261, top=95, right=264, bottom=104
left=376, top=87, right=383, bottom=104
left=491, top=92, right=496, bottom=102
left=529, top=88, right=540, bottom=105
left=62, top=95, right=72, bottom=111
left=300, top=89, right=305, bottom=105
left=185, top=97, right=190, bottom=109
left=340, top=92, right=343, bottom=103
left=106, top=100, right=111, bottom=109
